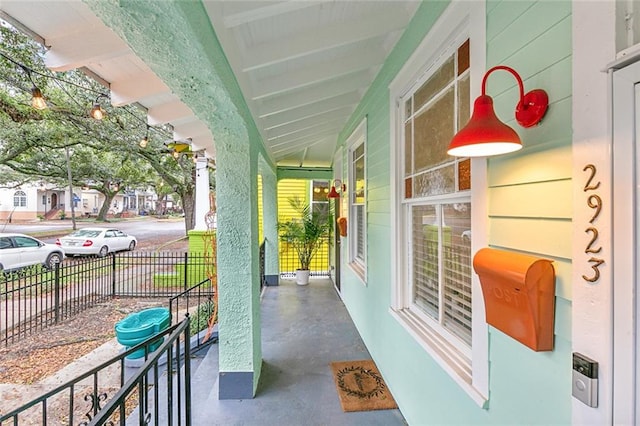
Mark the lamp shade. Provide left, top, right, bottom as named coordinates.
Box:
left=327, top=186, right=340, bottom=198
left=447, top=95, right=522, bottom=157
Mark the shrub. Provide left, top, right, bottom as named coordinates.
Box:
left=189, top=300, right=216, bottom=336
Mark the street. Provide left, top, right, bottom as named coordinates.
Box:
left=0, top=217, right=187, bottom=246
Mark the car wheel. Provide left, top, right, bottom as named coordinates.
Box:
left=45, top=252, right=63, bottom=270
left=98, top=246, right=109, bottom=257
left=128, top=240, right=136, bottom=251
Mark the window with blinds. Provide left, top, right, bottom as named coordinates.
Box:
left=401, top=39, right=472, bottom=346
left=348, top=119, right=367, bottom=279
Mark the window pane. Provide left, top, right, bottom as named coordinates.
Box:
left=415, top=57, right=454, bottom=111
left=354, top=154, right=365, bottom=204
left=414, top=165, right=455, bottom=197
left=405, top=177, right=413, bottom=199
left=15, top=237, right=39, bottom=248
left=412, top=204, right=439, bottom=320
left=0, top=238, right=12, bottom=249
left=457, top=39, right=470, bottom=76
left=404, top=121, right=412, bottom=177
left=356, top=205, right=365, bottom=260
left=458, top=73, right=470, bottom=130
left=414, top=88, right=455, bottom=172
left=458, top=159, right=471, bottom=191
left=312, top=180, right=329, bottom=202
left=442, top=203, right=472, bottom=345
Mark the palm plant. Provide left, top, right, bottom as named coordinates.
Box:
left=278, top=197, right=332, bottom=271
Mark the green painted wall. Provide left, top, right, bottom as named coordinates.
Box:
left=336, top=1, right=572, bottom=424
left=259, top=162, right=279, bottom=278
left=85, top=0, right=267, bottom=394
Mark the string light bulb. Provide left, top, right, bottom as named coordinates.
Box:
left=140, top=126, right=149, bottom=148
left=31, top=87, right=47, bottom=110
left=90, top=94, right=109, bottom=120
left=90, top=103, right=104, bottom=120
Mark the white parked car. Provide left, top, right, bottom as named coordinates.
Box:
left=0, top=233, right=65, bottom=272
left=56, top=228, right=137, bottom=257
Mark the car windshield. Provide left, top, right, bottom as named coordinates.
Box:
left=69, top=230, right=102, bottom=238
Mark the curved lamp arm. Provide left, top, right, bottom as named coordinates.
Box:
left=481, top=65, right=548, bottom=128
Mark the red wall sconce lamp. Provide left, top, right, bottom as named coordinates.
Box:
left=447, top=65, right=548, bottom=157
left=328, top=179, right=346, bottom=199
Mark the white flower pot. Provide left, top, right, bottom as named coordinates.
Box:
left=296, top=269, right=310, bottom=285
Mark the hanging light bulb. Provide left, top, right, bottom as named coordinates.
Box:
left=90, top=103, right=104, bottom=120
left=172, top=150, right=180, bottom=159
left=90, top=94, right=108, bottom=120
left=139, top=135, right=148, bottom=148
left=31, top=87, right=47, bottom=110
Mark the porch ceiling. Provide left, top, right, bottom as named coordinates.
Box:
left=0, top=0, right=420, bottom=168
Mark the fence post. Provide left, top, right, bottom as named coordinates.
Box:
left=54, top=262, right=60, bottom=324
left=111, top=253, right=117, bottom=297
left=184, top=252, right=188, bottom=292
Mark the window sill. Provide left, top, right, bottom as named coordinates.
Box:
left=348, top=261, right=366, bottom=285
left=388, top=308, right=488, bottom=408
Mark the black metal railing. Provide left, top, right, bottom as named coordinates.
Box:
left=1, top=257, right=114, bottom=346
left=169, top=277, right=216, bottom=352
left=114, top=251, right=209, bottom=297
left=0, top=317, right=192, bottom=426
left=0, top=252, right=210, bottom=346
left=259, top=240, right=266, bottom=289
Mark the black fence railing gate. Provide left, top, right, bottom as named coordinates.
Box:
left=0, top=251, right=209, bottom=346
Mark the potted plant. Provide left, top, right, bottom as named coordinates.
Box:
left=278, top=197, right=332, bottom=285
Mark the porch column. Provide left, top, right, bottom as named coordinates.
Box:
left=216, top=133, right=262, bottom=399
left=193, top=156, right=210, bottom=231
left=261, top=166, right=279, bottom=286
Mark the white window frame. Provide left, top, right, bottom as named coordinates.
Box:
left=13, top=190, right=27, bottom=208
left=347, top=118, right=367, bottom=283
left=388, top=1, right=488, bottom=407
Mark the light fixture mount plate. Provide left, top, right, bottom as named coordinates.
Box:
left=515, top=89, right=548, bottom=128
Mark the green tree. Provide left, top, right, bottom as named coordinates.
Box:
left=0, top=20, right=205, bottom=233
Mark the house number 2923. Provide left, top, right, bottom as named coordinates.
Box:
left=582, top=164, right=604, bottom=282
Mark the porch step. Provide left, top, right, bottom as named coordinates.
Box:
left=124, top=338, right=219, bottom=425
left=189, top=342, right=220, bottom=411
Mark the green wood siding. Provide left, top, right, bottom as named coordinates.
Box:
left=335, top=0, right=573, bottom=424
left=485, top=1, right=572, bottom=424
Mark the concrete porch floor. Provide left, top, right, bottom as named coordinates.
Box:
left=191, top=278, right=407, bottom=425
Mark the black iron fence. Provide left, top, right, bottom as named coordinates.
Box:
left=0, top=257, right=113, bottom=346
left=0, top=317, right=192, bottom=426
left=0, top=251, right=210, bottom=346
left=114, top=251, right=209, bottom=297
left=169, top=277, right=217, bottom=353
